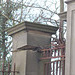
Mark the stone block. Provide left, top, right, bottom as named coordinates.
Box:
left=6, top=21, right=58, bottom=51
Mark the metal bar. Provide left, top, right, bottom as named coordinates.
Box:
left=45, top=59, right=65, bottom=64
left=46, top=64, right=48, bottom=75
left=41, top=46, right=65, bottom=51
left=58, top=49, right=60, bottom=56
left=53, top=62, right=54, bottom=75
left=61, top=49, right=62, bottom=56
left=40, top=55, right=65, bottom=60
left=13, top=63, right=15, bottom=75
left=2, top=63, right=4, bottom=75
left=55, top=50, right=56, bottom=57
left=49, top=51, right=50, bottom=57
left=56, top=61, right=58, bottom=75
left=50, top=50, right=52, bottom=57
left=8, top=62, right=10, bottom=75
left=47, top=51, right=48, bottom=57
left=59, top=61, right=61, bottom=75
left=50, top=63, right=51, bottom=75
left=62, top=60, right=65, bottom=75
left=44, top=64, right=46, bottom=75
left=41, top=41, right=65, bottom=75
left=0, top=63, right=19, bottom=75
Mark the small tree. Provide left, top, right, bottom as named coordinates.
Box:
left=0, top=0, right=12, bottom=71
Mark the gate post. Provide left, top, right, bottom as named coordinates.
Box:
left=6, top=21, right=58, bottom=75
left=66, top=0, right=75, bottom=75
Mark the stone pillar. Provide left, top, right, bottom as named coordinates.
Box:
left=66, top=1, right=75, bottom=75
left=6, top=21, right=58, bottom=75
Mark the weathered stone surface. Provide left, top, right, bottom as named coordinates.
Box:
left=6, top=21, right=58, bottom=51
left=6, top=21, right=58, bottom=75
left=26, top=50, right=39, bottom=75
left=65, top=0, right=75, bottom=4
left=66, top=1, right=75, bottom=75
left=58, top=11, right=67, bottom=21
left=12, top=50, right=27, bottom=75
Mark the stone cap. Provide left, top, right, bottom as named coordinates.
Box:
left=6, top=21, right=58, bottom=36
left=58, top=11, right=67, bottom=21
left=65, top=0, right=75, bottom=4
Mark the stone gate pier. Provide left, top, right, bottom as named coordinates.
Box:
left=6, top=21, right=58, bottom=75
left=65, top=0, right=75, bottom=75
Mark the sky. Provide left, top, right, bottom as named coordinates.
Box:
left=1, top=0, right=67, bottom=26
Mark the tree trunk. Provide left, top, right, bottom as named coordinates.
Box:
left=60, top=1, right=65, bottom=75
left=59, top=0, right=64, bottom=44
